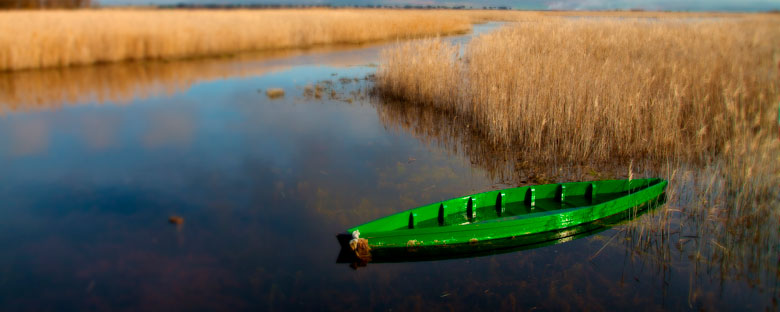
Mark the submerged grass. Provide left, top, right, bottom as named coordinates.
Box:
left=0, top=9, right=474, bottom=71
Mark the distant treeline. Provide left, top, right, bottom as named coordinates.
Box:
left=159, top=3, right=512, bottom=10
left=0, top=0, right=92, bottom=8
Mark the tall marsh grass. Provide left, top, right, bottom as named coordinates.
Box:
left=377, top=17, right=780, bottom=164
left=0, top=9, right=472, bottom=71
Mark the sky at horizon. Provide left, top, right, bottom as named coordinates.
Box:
left=99, top=0, right=780, bottom=12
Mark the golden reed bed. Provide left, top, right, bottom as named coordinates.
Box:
left=377, top=16, right=780, bottom=164
left=0, top=9, right=477, bottom=71
left=2, top=8, right=738, bottom=72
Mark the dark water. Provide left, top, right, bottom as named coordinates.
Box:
left=0, top=22, right=775, bottom=311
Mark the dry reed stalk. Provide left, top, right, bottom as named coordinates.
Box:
left=0, top=9, right=473, bottom=71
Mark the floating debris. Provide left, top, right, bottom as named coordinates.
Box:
left=168, top=215, right=184, bottom=225
left=349, top=230, right=371, bottom=262
left=303, top=82, right=328, bottom=99
left=265, top=88, right=285, bottom=99
left=300, top=77, right=371, bottom=104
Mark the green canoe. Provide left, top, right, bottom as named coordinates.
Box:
left=342, top=178, right=667, bottom=256
left=337, top=194, right=665, bottom=264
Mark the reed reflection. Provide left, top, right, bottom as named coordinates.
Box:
left=0, top=59, right=239, bottom=112
left=373, top=94, right=643, bottom=185
left=0, top=43, right=390, bottom=114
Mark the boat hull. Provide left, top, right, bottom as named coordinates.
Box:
left=337, top=193, right=665, bottom=263
left=344, top=178, right=667, bottom=251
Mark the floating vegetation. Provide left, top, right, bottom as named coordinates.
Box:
left=265, top=88, right=285, bottom=99
left=302, top=78, right=368, bottom=103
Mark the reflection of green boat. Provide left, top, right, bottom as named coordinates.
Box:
left=340, top=178, right=667, bottom=259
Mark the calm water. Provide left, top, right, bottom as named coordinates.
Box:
left=0, top=23, right=775, bottom=311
